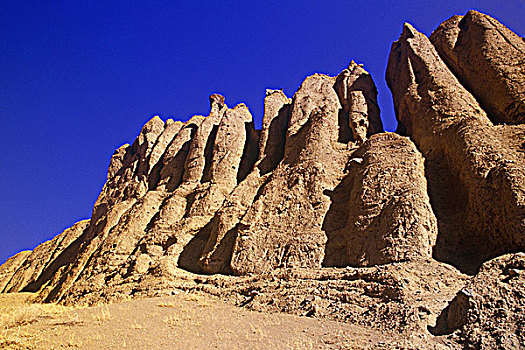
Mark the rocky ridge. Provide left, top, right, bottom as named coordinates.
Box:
left=1, top=10, right=524, bottom=348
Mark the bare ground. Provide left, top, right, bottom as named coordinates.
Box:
left=0, top=292, right=414, bottom=350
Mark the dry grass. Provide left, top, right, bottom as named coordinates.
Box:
left=0, top=327, right=33, bottom=349
left=92, top=305, right=112, bottom=322
left=129, top=319, right=144, bottom=330
left=163, top=314, right=181, bottom=327
left=0, top=295, right=76, bottom=349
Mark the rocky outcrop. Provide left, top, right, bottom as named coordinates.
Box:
left=6, top=59, right=448, bottom=303
left=0, top=220, right=88, bottom=293
left=430, top=11, right=525, bottom=125
left=386, top=17, right=525, bottom=272
left=431, top=253, right=525, bottom=348
left=198, top=90, right=291, bottom=274
left=1, top=9, right=524, bottom=348
left=0, top=251, right=31, bottom=292
left=323, top=133, right=437, bottom=267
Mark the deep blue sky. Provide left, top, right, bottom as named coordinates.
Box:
left=1, top=1, right=524, bottom=264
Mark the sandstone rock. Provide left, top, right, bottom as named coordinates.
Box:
left=228, top=69, right=383, bottom=275
left=199, top=90, right=291, bottom=274
left=430, top=10, right=525, bottom=124
left=0, top=250, right=31, bottom=292
left=209, top=93, right=225, bottom=112
left=348, top=90, right=368, bottom=144
left=17, top=63, right=387, bottom=294
left=158, top=115, right=205, bottom=190
left=1, top=220, right=88, bottom=293
left=92, top=116, right=166, bottom=224
left=386, top=21, right=525, bottom=272
left=333, top=60, right=383, bottom=141
left=323, top=133, right=437, bottom=267
left=432, top=254, right=525, bottom=348
left=2, top=13, right=524, bottom=348
left=147, top=119, right=183, bottom=189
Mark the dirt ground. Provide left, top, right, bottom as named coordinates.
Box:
left=0, top=292, right=416, bottom=350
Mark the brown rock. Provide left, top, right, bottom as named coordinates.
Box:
left=386, top=21, right=525, bottom=271
left=1, top=220, right=88, bottom=293
left=333, top=60, right=383, bottom=141
left=432, top=254, right=525, bottom=348
left=430, top=10, right=525, bottom=124
left=0, top=250, right=31, bottom=292
left=146, top=119, right=184, bottom=189
left=348, top=90, right=369, bottom=144
left=229, top=72, right=362, bottom=275
left=2, top=10, right=525, bottom=348
left=209, top=93, right=226, bottom=112
left=323, top=133, right=437, bottom=267
left=158, top=115, right=206, bottom=190
left=199, top=90, right=291, bottom=274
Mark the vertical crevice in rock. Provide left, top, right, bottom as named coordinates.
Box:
left=200, top=124, right=219, bottom=184
left=236, top=121, right=260, bottom=184
left=146, top=120, right=183, bottom=190
left=159, top=118, right=202, bottom=191
left=184, top=108, right=224, bottom=185
left=164, top=138, right=195, bottom=192
left=258, top=90, right=291, bottom=175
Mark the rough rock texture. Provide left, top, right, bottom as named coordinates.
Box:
left=0, top=61, right=417, bottom=303
left=323, top=132, right=437, bottom=267
left=386, top=19, right=525, bottom=272
left=0, top=251, right=31, bottom=292
left=1, top=10, right=525, bottom=349
left=227, top=73, right=349, bottom=275
left=431, top=253, right=525, bottom=348
left=430, top=11, right=525, bottom=125
left=0, top=220, right=88, bottom=293
left=199, top=89, right=291, bottom=274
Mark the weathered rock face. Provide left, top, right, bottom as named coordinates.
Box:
left=386, top=16, right=525, bottom=272
left=4, top=60, right=442, bottom=303
left=1, top=10, right=524, bottom=348
left=0, top=251, right=31, bottom=292
left=0, top=220, right=88, bottom=293
left=430, top=10, right=525, bottom=125
left=323, top=133, right=437, bottom=267
left=430, top=253, right=525, bottom=348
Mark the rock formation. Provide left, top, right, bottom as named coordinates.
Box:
left=323, top=133, right=437, bottom=267
left=0, top=251, right=31, bottom=292
left=1, top=9, right=524, bottom=348
left=386, top=12, right=525, bottom=272
left=430, top=253, right=525, bottom=348
left=0, top=220, right=88, bottom=294
left=429, top=11, right=525, bottom=125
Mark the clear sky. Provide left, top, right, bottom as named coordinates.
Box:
left=1, top=1, right=524, bottom=264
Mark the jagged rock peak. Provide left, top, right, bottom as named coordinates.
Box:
left=430, top=10, right=525, bottom=124
left=209, top=93, right=226, bottom=112
left=386, top=12, right=525, bottom=272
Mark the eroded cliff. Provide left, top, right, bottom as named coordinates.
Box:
left=2, top=10, right=524, bottom=348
